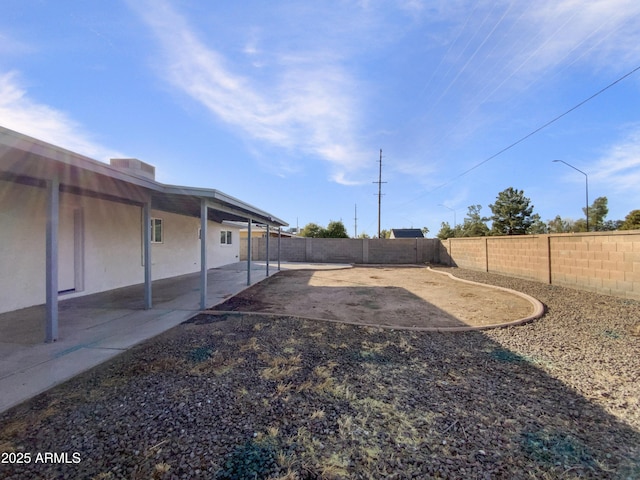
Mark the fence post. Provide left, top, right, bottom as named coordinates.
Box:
left=546, top=235, right=552, bottom=284
left=484, top=237, right=489, bottom=272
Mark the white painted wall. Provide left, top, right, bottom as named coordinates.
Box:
left=0, top=180, right=243, bottom=314
left=80, top=194, right=144, bottom=295
left=208, top=223, right=241, bottom=268
left=0, top=180, right=47, bottom=313
left=149, top=211, right=240, bottom=279
left=150, top=209, right=200, bottom=280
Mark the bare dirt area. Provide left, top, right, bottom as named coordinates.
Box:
left=212, top=266, right=539, bottom=329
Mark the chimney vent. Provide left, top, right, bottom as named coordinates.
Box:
left=110, top=158, right=155, bottom=180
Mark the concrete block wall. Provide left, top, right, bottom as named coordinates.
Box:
left=487, top=236, right=550, bottom=284
left=445, top=231, right=640, bottom=300
left=240, top=237, right=441, bottom=264
left=443, top=237, right=486, bottom=270
left=549, top=232, right=640, bottom=298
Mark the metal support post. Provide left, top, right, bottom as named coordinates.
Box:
left=266, top=225, right=270, bottom=276
left=45, top=176, right=60, bottom=342
left=200, top=199, right=208, bottom=310
left=143, top=200, right=152, bottom=309
left=247, top=220, right=252, bottom=285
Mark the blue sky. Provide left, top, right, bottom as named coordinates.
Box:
left=2, top=0, right=639, bottom=236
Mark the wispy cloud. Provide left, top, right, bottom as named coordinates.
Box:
left=417, top=0, right=640, bottom=113
left=0, top=71, right=120, bottom=161
left=590, top=126, right=640, bottom=195
left=526, top=0, right=640, bottom=68
left=404, top=0, right=640, bottom=174
left=129, top=0, right=370, bottom=184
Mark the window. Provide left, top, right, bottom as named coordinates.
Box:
left=220, top=230, right=232, bottom=245
left=151, top=218, right=163, bottom=243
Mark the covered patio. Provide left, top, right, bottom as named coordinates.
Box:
left=0, top=126, right=287, bottom=345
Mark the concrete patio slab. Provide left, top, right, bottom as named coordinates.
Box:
left=0, top=261, right=326, bottom=414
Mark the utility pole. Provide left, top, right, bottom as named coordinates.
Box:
left=354, top=204, right=358, bottom=238
left=373, top=149, right=387, bottom=238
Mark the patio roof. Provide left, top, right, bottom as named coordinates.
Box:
left=0, top=126, right=287, bottom=227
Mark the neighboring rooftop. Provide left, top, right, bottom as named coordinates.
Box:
left=390, top=228, right=424, bottom=239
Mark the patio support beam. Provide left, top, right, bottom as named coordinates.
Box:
left=45, top=175, right=60, bottom=342
left=266, top=224, right=270, bottom=276
left=200, top=198, right=208, bottom=310
left=247, top=220, right=252, bottom=285
left=143, top=200, right=152, bottom=310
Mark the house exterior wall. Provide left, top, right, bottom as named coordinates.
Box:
left=0, top=180, right=47, bottom=313
left=208, top=223, right=241, bottom=268
left=0, top=180, right=241, bottom=314
left=149, top=211, right=240, bottom=279
left=77, top=192, right=144, bottom=297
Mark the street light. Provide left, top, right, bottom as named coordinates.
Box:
left=439, top=204, right=456, bottom=227
left=553, top=160, right=589, bottom=232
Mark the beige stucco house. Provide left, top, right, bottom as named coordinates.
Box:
left=0, top=126, right=287, bottom=342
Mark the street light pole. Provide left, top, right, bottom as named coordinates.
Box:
left=439, top=204, right=456, bottom=228
left=553, top=160, right=589, bottom=232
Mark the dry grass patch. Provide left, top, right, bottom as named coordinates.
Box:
left=240, top=336, right=261, bottom=352
left=189, top=350, right=245, bottom=376
left=261, top=354, right=302, bottom=381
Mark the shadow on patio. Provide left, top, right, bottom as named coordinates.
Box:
left=0, top=262, right=274, bottom=413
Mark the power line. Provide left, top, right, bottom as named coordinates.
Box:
left=403, top=63, right=640, bottom=205
left=419, top=0, right=480, bottom=100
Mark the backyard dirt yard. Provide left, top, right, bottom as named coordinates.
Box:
left=1, top=268, right=638, bottom=479
left=212, top=266, right=540, bottom=329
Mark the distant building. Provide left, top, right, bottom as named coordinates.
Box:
left=390, top=229, right=424, bottom=239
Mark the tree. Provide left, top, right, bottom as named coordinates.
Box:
left=528, top=214, right=548, bottom=234
left=573, top=218, right=587, bottom=232
left=437, top=222, right=457, bottom=240
left=489, top=187, right=535, bottom=235
left=584, top=196, right=609, bottom=231
left=325, top=220, right=349, bottom=238
left=357, top=232, right=371, bottom=239
left=601, top=219, right=623, bottom=231
left=547, top=215, right=575, bottom=233
left=620, top=209, right=640, bottom=230
left=379, top=229, right=391, bottom=239
left=299, top=220, right=349, bottom=238
left=421, top=226, right=430, bottom=237
left=299, top=223, right=325, bottom=238
left=460, top=205, right=489, bottom=237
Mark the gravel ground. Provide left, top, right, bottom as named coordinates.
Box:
left=0, top=268, right=639, bottom=479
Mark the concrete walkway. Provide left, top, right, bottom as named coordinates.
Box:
left=0, top=262, right=347, bottom=414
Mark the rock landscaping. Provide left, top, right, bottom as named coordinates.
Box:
left=0, top=268, right=638, bottom=479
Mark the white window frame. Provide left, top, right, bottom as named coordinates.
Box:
left=220, top=230, right=232, bottom=245
left=151, top=218, right=163, bottom=243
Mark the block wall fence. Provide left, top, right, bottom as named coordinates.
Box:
left=241, top=237, right=441, bottom=265
left=443, top=231, right=640, bottom=299
left=241, top=230, right=640, bottom=300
